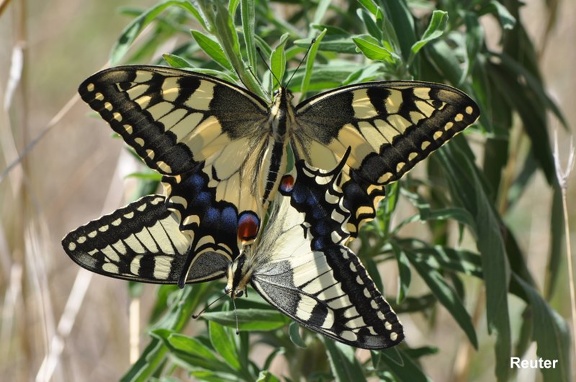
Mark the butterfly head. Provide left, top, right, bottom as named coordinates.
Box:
left=224, top=249, right=253, bottom=299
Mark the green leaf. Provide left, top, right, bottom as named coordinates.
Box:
left=380, top=0, right=416, bottom=62
left=462, top=11, right=483, bottom=81
left=425, top=38, right=467, bottom=85
left=163, top=332, right=215, bottom=359
left=356, top=8, right=382, bottom=40
left=357, top=0, right=378, bottom=16
left=202, top=308, right=290, bottom=331
left=546, top=188, right=564, bottom=297
left=352, top=35, right=398, bottom=63
left=342, top=63, right=386, bottom=84
left=415, top=245, right=483, bottom=278
left=300, top=29, right=327, bottom=97
left=407, top=248, right=478, bottom=348
left=323, top=339, right=367, bottom=382
left=288, top=322, right=307, bottom=348
left=191, top=30, right=234, bottom=71
left=487, top=53, right=565, bottom=184
left=511, top=275, right=571, bottom=382
left=299, top=35, right=357, bottom=54
left=110, top=0, right=203, bottom=65
left=411, top=10, right=448, bottom=55
left=209, top=320, right=241, bottom=370
left=256, top=371, right=282, bottom=382
left=120, top=337, right=167, bottom=382
left=396, top=294, right=436, bottom=313
left=270, top=34, right=289, bottom=88
left=400, top=187, right=477, bottom=235
left=438, top=139, right=512, bottom=380
left=121, top=286, right=206, bottom=381
left=374, top=347, right=432, bottom=381
left=240, top=0, right=257, bottom=70
left=162, top=53, right=194, bottom=69
left=312, top=0, right=331, bottom=26
left=482, top=0, right=516, bottom=30
left=391, top=242, right=410, bottom=302
left=157, top=331, right=233, bottom=373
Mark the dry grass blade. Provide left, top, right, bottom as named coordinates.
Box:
left=553, top=130, right=575, bottom=379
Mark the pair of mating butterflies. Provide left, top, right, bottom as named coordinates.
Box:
left=62, top=65, right=479, bottom=349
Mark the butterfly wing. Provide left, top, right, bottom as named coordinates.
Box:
left=79, top=65, right=269, bottom=175
left=79, top=65, right=275, bottom=219
left=250, top=154, right=403, bottom=349
left=62, top=190, right=240, bottom=286
left=293, top=81, right=480, bottom=236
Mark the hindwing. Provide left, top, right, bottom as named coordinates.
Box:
left=62, top=166, right=244, bottom=286
left=246, top=152, right=404, bottom=349
left=62, top=148, right=404, bottom=349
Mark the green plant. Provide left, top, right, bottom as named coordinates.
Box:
left=77, top=0, right=570, bottom=381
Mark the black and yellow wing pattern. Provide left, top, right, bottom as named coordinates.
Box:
left=62, top=164, right=242, bottom=287
left=63, top=150, right=404, bottom=349
left=64, top=65, right=479, bottom=348
left=77, top=65, right=479, bottom=243
left=237, top=153, right=404, bottom=349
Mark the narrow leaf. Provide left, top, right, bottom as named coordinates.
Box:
left=353, top=35, right=398, bottom=63
left=209, top=320, right=241, bottom=370
left=191, top=30, right=234, bottom=71
left=202, top=308, right=290, bottom=331
left=324, top=339, right=367, bottom=382
left=111, top=0, right=203, bottom=65
left=408, top=250, right=478, bottom=348
left=411, top=10, right=448, bottom=54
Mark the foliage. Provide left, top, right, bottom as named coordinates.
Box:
left=97, top=0, right=570, bottom=381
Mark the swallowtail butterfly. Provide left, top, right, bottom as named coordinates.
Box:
left=63, top=150, right=404, bottom=349
left=75, top=65, right=479, bottom=248
left=64, top=65, right=479, bottom=348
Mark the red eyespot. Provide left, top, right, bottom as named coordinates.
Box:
left=237, top=212, right=260, bottom=243
left=279, top=174, right=295, bottom=194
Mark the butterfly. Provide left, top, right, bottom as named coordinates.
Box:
left=76, top=65, right=480, bottom=250
left=63, top=149, right=404, bottom=349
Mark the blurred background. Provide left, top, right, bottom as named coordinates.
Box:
left=0, top=0, right=574, bottom=381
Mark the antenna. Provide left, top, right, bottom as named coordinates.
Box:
left=191, top=290, right=241, bottom=335
left=230, top=297, right=240, bottom=335
left=285, top=38, right=316, bottom=89
left=256, top=46, right=281, bottom=90
left=192, top=293, right=227, bottom=319
left=256, top=38, right=317, bottom=90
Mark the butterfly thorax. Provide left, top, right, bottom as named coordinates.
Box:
left=224, top=251, right=253, bottom=299
left=258, top=87, right=295, bottom=191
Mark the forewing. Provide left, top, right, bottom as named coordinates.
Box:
left=78, top=65, right=269, bottom=175
left=79, top=65, right=277, bottom=230
left=293, top=81, right=480, bottom=236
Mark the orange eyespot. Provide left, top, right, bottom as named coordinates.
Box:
left=279, top=174, right=295, bottom=194
left=237, top=212, right=260, bottom=243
